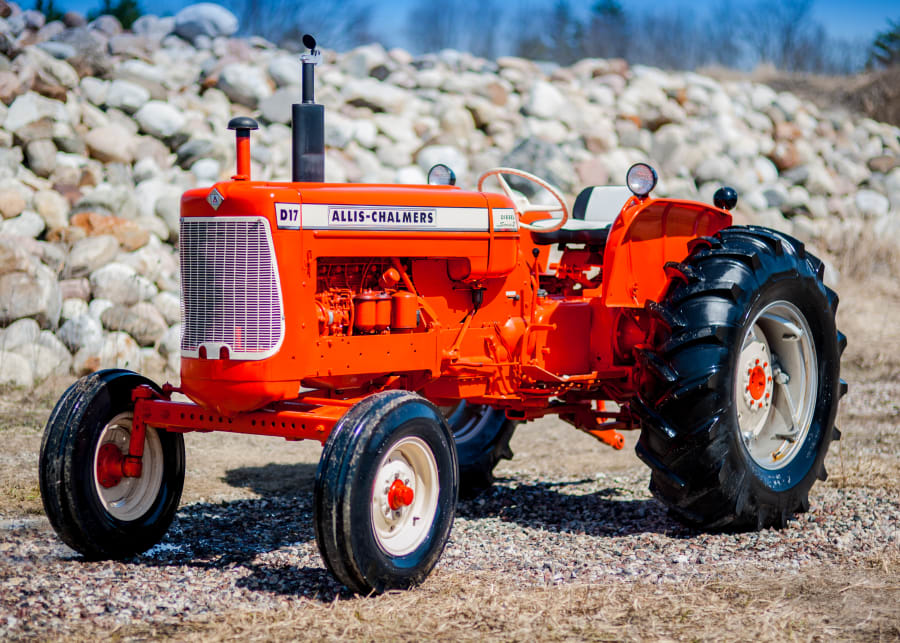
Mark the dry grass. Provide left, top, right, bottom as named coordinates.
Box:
left=52, top=557, right=900, bottom=643
left=0, top=381, right=67, bottom=516
left=827, top=226, right=900, bottom=286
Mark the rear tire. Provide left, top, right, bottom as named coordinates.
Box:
left=445, top=402, right=516, bottom=497
left=637, top=226, right=845, bottom=530
left=314, top=390, right=458, bottom=593
left=39, top=369, right=185, bottom=559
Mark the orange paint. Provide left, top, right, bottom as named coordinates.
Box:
left=749, top=366, right=767, bottom=400
left=163, top=171, right=732, bottom=435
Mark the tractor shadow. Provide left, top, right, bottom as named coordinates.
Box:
left=131, top=466, right=690, bottom=601
left=222, top=461, right=319, bottom=498
left=457, top=477, right=692, bottom=539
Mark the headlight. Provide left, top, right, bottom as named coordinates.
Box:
left=626, top=163, right=657, bottom=198
left=427, top=163, right=456, bottom=186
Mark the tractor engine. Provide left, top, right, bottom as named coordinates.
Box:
left=315, top=258, right=417, bottom=336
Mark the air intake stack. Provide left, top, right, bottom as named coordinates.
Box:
left=291, top=34, right=325, bottom=182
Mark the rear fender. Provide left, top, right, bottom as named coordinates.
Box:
left=601, top=198, right=731, bottom=308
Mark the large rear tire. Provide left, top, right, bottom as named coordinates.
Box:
left=444, top=402, right=516, bottom=497
left=314, top=390, right=458, bottom=593
left=39, top=369, right=185, bottom=559
left=637, top=226, right=846, bottom=530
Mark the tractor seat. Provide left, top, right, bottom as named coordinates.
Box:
left=531, top=185, right=632, bottom=246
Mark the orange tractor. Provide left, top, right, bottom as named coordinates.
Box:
left=40, top=37, right=845, bottom=594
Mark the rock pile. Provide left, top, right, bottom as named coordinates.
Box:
left=0, top=2, right=898, bottom=388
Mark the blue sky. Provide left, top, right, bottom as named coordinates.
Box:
left=808, top=0, right=895, bottom=39
left=31, top=0, right=898, bottom=42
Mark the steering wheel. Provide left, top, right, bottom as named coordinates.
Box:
left=477, top=167, right=569, bottom=233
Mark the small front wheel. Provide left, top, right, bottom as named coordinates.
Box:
left=314, top=390, right=458, bottom=594
left=39, top=370, right=185, bottom=559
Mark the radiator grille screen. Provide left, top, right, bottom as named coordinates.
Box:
left=180, top=217, right=283, bottom=358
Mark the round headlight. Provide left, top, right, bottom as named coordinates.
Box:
left=427, top=163, right=456, bottom=186
left=626, top=163, right=658, bottom=198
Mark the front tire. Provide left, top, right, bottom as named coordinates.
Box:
left=39, top=369, right=185, bottom=559
left=314, top=390, right=458, bottom=593
left=637, top=226, right=846, bottom=530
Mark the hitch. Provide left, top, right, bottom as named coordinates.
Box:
left=560, top=405, right=629, bottom=450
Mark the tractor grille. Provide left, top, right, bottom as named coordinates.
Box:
left=180, top=217, right=284, bottom=359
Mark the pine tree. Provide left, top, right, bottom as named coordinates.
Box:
left=34, top=0, right=65, bottom=23
left=869, top=19, right=900, bottom=68
left=89, top=0, right=143, bottom=30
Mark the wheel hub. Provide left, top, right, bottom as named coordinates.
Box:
left=388, top=479, right=414, bottom=510
left=735, top=302, right=818, bottom=470
left=375, top=458, right=416, bottom=523
left=96, top=443, right=124, bottom=488
left=370, top=435, right=440, bottom=557
left=92, top=413, right=165, bottom=522
left=740, top=339, right=773, bottom=418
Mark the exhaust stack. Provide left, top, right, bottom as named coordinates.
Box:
left=292, top=34, right=325, bottom=183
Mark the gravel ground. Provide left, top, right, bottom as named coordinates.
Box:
left=1, top=470, right=899, bottom=639
left=1, top=426, right=899, bottom=640
left=1, top=280, right=899, bottom=641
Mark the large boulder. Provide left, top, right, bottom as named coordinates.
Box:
left=57, top=313, right=104, bottom=352
left=524, top=81, right=567, bottom=120
left=101, top=302, right=167, bottom=346
left=134, top=101, right=186, bottom=139
left=104, top=79, right=151, bottom=113
left=0, top=211, right=45, bottom=239
left=0, top=264, right=62, bottom=329
left=12, top=341, right=72, bottom=379
left=73, top=330, right=141, bottom=374
left=0, top=317, right=40, bottom=351
left=0, top=351, right=33, bottom=388
left=4, top=92, right=70, bottom=133
left=69, top=212, right=149, bottom=251
left=88, top=262, right=158, bottom=306
left=65, top=234, right=120, bottom=278
left=85, top=124, right=137, bottom=163
left=217, top=63, right=272, bottom=108
left=173, top=3, right=238, bottom=42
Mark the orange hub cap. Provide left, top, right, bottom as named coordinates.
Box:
left=387, top=479, right=414, bottom=510
left=96, top=443, right=124, bottom=488
left=748, top=365, right=767, bottom=401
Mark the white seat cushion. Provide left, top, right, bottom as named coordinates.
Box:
left=576, top=186, right=632, bottom=225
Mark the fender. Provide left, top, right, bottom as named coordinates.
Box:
left=601, top=197, right=732, bottom=308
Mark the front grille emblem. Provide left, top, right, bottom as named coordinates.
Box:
left=207, top=188, right=224, bottom=210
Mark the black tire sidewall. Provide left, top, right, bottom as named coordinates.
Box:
left=449, top=402, right=506, bottom=457
left=348, top=402, right=457, bottom=592
left=447, top=402, right=514, bottom=495
left=723, top=272, right=839, bottom=504
left=317, top=392, right=458, bottom=593
left=61, top=372, right=185, bottom=558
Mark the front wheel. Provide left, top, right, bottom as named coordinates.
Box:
left=637, top=226, right=846, bottom=530
left=314, top=390, right=458, bottom=593
left=39, top=370, right=185, bottom=559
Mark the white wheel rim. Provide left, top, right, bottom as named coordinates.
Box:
left=92, top=412, right=165, bottom=521
left=735, top=301, right=817, bottom=470
left=370, top=435, right=439, bottom=557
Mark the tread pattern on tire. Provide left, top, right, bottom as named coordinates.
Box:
left=314, top=390, right=458, bottom=594
left=637, top=226, right=845, bottom=530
